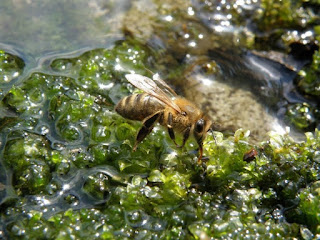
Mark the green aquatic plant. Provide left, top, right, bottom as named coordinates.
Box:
left=286, top=102, right=317, bottom=130
left=2, top=127, right=320, bottom=239
left=0, top=50, right=24, bottom=84
left=256, top=0, right=300, bottom=31
left=1, top=37, right=320, bottom=239
left=286, top=49, right=320, bottom=131
left=298, top=50, right=320, bottom=97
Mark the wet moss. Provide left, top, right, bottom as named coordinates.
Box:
left=285, top=102, right=318, bottom=130
left=1, top=35, right=320, bottom=240
left=3, top=132, right=52, bottom=195
left=297, top=181, right=320, bottom=234
left=298, top=50, right=320, bottom=97
left=0, top=50, right=24, bottom=85
left=256, top=0, right=301, bottom=31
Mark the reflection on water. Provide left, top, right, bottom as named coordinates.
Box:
left=0, top=0, right=128, bottom=64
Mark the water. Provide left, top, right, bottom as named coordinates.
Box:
left=0, top=0, right=317, bottom=238
left=182, top=49, right=307, bottom=141
left=0, top=0, right=312, bottom=138
left=0, top=0, right=128, bottom=62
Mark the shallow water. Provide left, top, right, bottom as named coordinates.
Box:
left=182, top=49, right=307, bottom=141
left=0, top=0, right=127, bottom=61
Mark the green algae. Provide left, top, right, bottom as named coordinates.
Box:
left=1, top=39, right=320, bottom=238
left=1, top=1, right=320, bottom=239
left=298, top=50, right=320, bottom=97
left=0, top=51, right=24, bottom=85
left=286, top=102, right=318, bottom=130
left=2, top=129, right=320, bottom=239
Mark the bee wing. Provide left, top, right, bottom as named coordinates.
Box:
left=125, top=74, right=182, bottom=113
left=152, top=73, right=178, bottom=97
left=144, top=69, right=178, bottom=97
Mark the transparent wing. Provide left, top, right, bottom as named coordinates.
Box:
left=144, top=69, right=178, bottom=97
left=125, top=74, right=181, bottom=113
left=152, top=73, right=177, bottom=97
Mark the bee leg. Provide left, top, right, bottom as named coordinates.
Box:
left=197, top=144, right=203, bottom=163
left=168, top=128, right=179, bottom=147
left=133, top=112, right=160, bottom=151
left=179, top=127, right=191, bottom=148
left=167, top=112, right=179, bottom=147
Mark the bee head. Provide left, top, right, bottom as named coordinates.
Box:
left=193, top=115, right=212, bottom=145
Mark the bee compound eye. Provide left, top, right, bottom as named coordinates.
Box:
left=195, top=119, right=205, bottom=133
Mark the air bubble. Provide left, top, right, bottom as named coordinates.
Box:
left=125, top=210, right=149, bottom=228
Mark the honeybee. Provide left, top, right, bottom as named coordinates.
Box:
left=115, top=73, right=213, bottom=162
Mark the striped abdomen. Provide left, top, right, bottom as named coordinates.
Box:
left=115, top=93, right=165, bottom=121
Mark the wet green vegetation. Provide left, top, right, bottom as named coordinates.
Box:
left=1, top=38, right=320, bottom=239
left=298, top=50, right=320, bottom=97
left=1, top=0, right=320, bottom=239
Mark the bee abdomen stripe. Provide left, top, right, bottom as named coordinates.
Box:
left=135, top=93, right=144, bottom=104
left=124, top=95, right=134, bottom=107
left=115, top=93, right=164, bottom=121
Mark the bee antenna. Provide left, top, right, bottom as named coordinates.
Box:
left=144, top=68, right=156, bottom=76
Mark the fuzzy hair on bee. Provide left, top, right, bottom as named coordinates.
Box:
left=115, top=73, right=213, bottom=163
